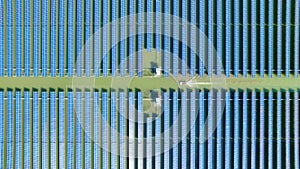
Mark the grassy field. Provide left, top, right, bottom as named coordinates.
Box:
left=1, top=75, right=300, bottom=93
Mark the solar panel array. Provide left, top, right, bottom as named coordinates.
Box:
left=0, top=1, right=298, bottom=77
left=0, top=90, right=298, bottom=168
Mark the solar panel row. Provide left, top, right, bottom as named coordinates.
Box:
left=76, top=91, right=82, bottom=168
left=111, top=92, right=117, bottom=169
left=137, top=0, right=143, bottom=78
left=242, top=0, right=248, bottom=77
left=128, top=0, right=135, bottom=77
left=137, top=92, right=144, bottom=168
left=0, top=0, right=4, bottom=76
left=7, top=91, right=13, bottom=168
left=67, top=92, right=74, bottom=168
left=59, top=1, right=65, bottom=77
left=42, top=92, right=48, bottom=168
left=50, top=92, right=56, bottom=168
left=16, top=91, right=22, bottom=169
left=233, top=0, right=239, bottom=78
left=251, top=1, right=256, bottom=78
left=33, top=0, right=40, bottom=77
left=16, top=0, right=22, bottom=77
left=59, top=92, right=65, bottom=168
left=85, top=0, right=91, bottom=78
left=21, top=91, right=33, bottom=167
left=50, top=1, right=57, bottom=77
left=147, top=0, right=153, bottom=52
left=163, top=0, right=169, bottom=78
left=0, top=91, right=3, bottom=167
left=260, top=0, right=265, bottom=78
left=163, top=92, right=169, bottom=169
left=85, top=91, right=91, bottom=168
left=7, top=1, right=13, bottom=77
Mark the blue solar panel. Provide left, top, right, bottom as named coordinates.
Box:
left=216, top=92, right=223, bottom=169
left=182, top=0, right=187, bottom=77
left=242, top=0, right=248, bottom=77
left=286, top=92, right=291, bottom=168
left=208, top=92, right=214, bottom=168
left=277, top=1, right=282, bottom=77
left=260, top=1, right=265, bottom=77
left=59, top=92, right=65, bottom=168
left=16, top=0, right=23, bottom=77
left=68, top=0, right=74, bottom=77
left=233, top=1, right=239, bottom=78
left=111, top=0, right=117, bottom=77
left=24, top=1, right=31, bottom=77
left=225, top=92, right=231, bottom=168
left=16, top=91, right=22, bottom=168
left=85, top=92, right=91, bottom=168
left=50, top=91, right=57, bottom=168
left=155, top=104, right=161, bottom=169
left=137, top=0, right=143, bottom=78
left=33, top=91, right=39, bottom=168
left=7, top=1, right=13, bottom=77
left=217, top=0, right=223, bottom=77
left=163, top=0, right=169, bottom=77
left=93, top=91, right=100, bottom=168
left=155, top=0, right=161, bottom=52
left=190, top=2, right=196, bottom=77
left=199, top=91, right=206, bottom=168
left=120, top=0, right=126, bottom=77
left=277, top=92, right=282, bottom=168
left=129, top=0, right=135, bottom=77
left=251, top=92, right=257, bottom=167
left=251, top=1, right=256, bottom=77
left=7, top=91, right=13, bottom=168
left=119, top=92, right=127, bottom=168
left=102, top=0, right=108, bottom=77
left=85, top=0, right=91, bottom=77
left=42, top=91, right=48, bottom=168
left=173, top=92, right=179, bottom=168
left=259, top=92, right=265, bottom=167
left=59, top=1, right=65, bottom=77
left=295, top=1, right=300, bottom=78
left=42, top=0, right=49, bottom=77
left=163, top=92, right=169, bottom=168
left=147, top=0, right=153, bottom=52
left=102, top=92, right=109, bottom=169
left=295, top=92, right=299, bottom=168
left=146, top=116, right=152, bottom=169
left=128, top=92, right=135, bottom=168
left=242, top=92, right=248, bottom=168
left=111, top=92, right=117, bottom=169
left=286, top=1, right=291, bottom=78
left=34, top=0, right=40, bottom=77
left=173, top=0, right=179, bottom=77
left=225, top=0, right=231, bottom=78
left=0, top=91, right=3, bottom=166
left=181, top=92, right=187, bottom=168
left=137, top=92, right=144, bottom=168
left=268, top=92, right=273, bottom=168
left=0, top=0, right=4, bottom=76
left=67, top=92, right=74, bottom=168
left=190, top=92, right=196, bottom=169
left=47, top=2, right=58, bottom=76
left=76, top=91, right=82, bottom=168
left=76, top=0, right=83, bottom=77
left=268, top=1, right=274, bottom=77
left=94, top=0, right=101, bottom=77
